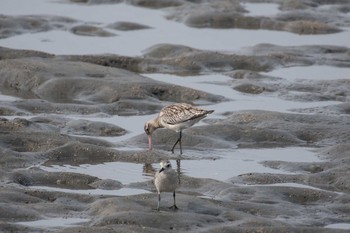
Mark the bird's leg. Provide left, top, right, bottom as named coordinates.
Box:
left=169, top=191, right=178, bottom=210
left=171, top=131, right=182, bottom=154
left=179, top=131, right=182, bottom=154
left=173, top=191, right=178, bottom=209
left=176, top=159, right=181, bottom=185
left=157, top=193, right=161, bottom=211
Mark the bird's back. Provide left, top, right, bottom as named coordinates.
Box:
left=159, top=103, right=214, bottom=127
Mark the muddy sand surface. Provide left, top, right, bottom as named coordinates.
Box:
left=1, top=0, right=350, bottom=232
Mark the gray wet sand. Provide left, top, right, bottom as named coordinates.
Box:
left=1, top=0, right=350, bottom=232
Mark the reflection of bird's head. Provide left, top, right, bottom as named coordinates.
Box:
left=159, top=160, right=172, bottom=173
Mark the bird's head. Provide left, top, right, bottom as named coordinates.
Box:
left=144, top=119, right=159, bottom=151
left=159, top=160, right=172, bottom=173
left=144, top=120, right=156, bottom=135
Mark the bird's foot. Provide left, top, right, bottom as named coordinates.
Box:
left=170, top=149, right=183, bottom=155
left=169, top=205, right=178, bottom=210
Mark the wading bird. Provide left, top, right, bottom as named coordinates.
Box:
left=154, top=160, right=179, bottom=211
left=144, top=103, right=214, bottom=154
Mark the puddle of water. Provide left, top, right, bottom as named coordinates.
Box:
left=178, top=147, right=321, bottom=181
left=263, top=65, right=350, bottom=81
left=0, top=0, right=164, bottom=24
left=1, top=1, right=350, bottom=56
left=243, top=3, right=280, bottom=16
left=28, top=185, right=150, bottom=196
left=41, top=147, right=321, bottom=185
left=0, top=93, right=21, bottom=102
left=257, top=182, right=325, bottom=190
left=36, top=147, right=322, bottom=191
left=16, top=217, right=90, bottom=228
left=325, top=223, right=350, bottom=230
left=41, top=162, right=152, bottom=184
left=251, top=183, right=342, bottom=195
left=2, top=24, right=350, bottom=57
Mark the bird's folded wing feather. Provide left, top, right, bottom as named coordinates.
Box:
left=160, top=103, right=207, bottom=125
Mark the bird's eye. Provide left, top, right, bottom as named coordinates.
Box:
left=144, top=125, right=149, bottom=134
left=166, top=164, right=170, bottom=168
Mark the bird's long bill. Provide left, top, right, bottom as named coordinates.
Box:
left=148, top=135, right=153, bottom=150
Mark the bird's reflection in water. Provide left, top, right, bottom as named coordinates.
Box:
left=143, top=163, right=156, bottom=176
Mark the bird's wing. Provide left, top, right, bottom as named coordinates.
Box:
left=159, top=103, right=209, bottom=125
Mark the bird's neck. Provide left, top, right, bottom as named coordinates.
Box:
left=152, top=117, right=164, bottom=129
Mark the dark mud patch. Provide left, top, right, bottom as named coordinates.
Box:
left=107, top=21, right=152, bottom=31
left=185, top=13, right=341, bottom=34
left=214, top=110, right=350, bottom=147
left=0, top=46, right=54, bottom=60
left=142, top=43, right=348, bottom=75
left=0, top=53, right=224, bottom=115
left=12, top=167, right=100, bottom=189
left=70, top=25, right=116, bottom=37
left=227, top=68, right=350, bottom=103
left=165, top=0, right=349, bottom=34
left=0, top=15, right=116, bottom=39
left=31, top=115, right=127, bottom=137
left=69, top=0, right=123, bottom=4
left=66, top=43, right=343, bottom=75
left=127, top=0, right=183, bottom=9
left=292, top=102, right=350, bottom=115
left=0, top=15, right=77, bottom=39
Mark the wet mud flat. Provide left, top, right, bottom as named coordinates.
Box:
left=1, top=0, right=350, bottom=232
